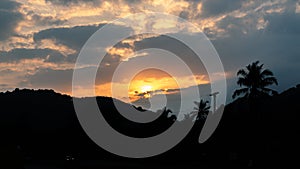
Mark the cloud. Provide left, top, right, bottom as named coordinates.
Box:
left=0, top=48, right=66, bottom=63
left=0, top=22, right=136, bottom=93
left=36, top=39, right=77, bottom=57
left=22, top=64, right=122, bottom=95
left=265, top=12, right=300, bottom=34
left=33, top=24, right=103, bottom=50
left=210, top=6, right=300, bottom=92
left=33, top=23, right=135, bottom=64
left=45, top=0, right=99, bottom=6
left=24, top=68, right=73, bottom=93
left=201, top=0, right=245, bottom=17
left=0, top=84, right=9, bottom=88
left=0, top=0, right=24, bottom=41
left=133, top=34, right=208, bottom=77
left=30, top=13, right=67, bottom=26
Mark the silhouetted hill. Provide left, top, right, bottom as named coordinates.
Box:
left=0, top=85, right=299, bottom=168
left=0, top=88, right=177, bottom=165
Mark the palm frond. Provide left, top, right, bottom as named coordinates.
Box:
left=261, top=87, right=278, bottom=96
left=262, top=77, right=278, bottom=86
left=237, top=77, right=250, bottom=87
left=194, top=100, right=210, bottom=115
left=261, top=69, right=274, bottom=77
left=237, top=69, right=247, bottom=77
left=232, top=87, right=249, bottom=99
left=254, top=60, right=260, bottom=66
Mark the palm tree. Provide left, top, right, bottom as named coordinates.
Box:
left=232, top=61, right=278, bottom=99
left=232, top=61, right=278, bottom=166
left=193, top=100, right=210, bottom=120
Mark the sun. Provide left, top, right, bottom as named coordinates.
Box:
left=127, top=68, right=180, bottom=102
left=140, top=85, right=153, bottom=93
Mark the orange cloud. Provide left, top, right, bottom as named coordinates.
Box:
left=106, top=47, right=134, bottom=61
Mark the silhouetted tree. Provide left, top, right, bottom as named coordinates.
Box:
left=232, top=61, right=278, bottom=99
left=161, top=107, right=175, bottom=118
left=193, top=100, right=210, bottom=120
left=179, top=100, right=210, bottom=149
left=232, top=61, right=278, bottom=167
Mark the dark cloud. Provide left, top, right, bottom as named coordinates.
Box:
left=0, top=84, right=9, bottom=88
left=24, top=62, right=122, bottom=93
left=133, top=34, right=208, bottom=76
left=33, top=25, right=102, bottom=64
left=33, top=23, right=133, bottom=64
left=33, top=23, right=133, bottom=52
left=265, top=12, right=300, bottom=34
left=132, top=88, right=181, bottom=98
left=201, top=0, right=245, bottom=17
left=24, top=64, right=120, bottom=94
left=165, top=88, right=180, bottom=93
left=0, top=48, right=65, bottom=63
left=33, top=24, right=105, bottom=50
left=211, top=10, right=300, bottom=92
left=24, top=68, right=73, bottom=93
left=216, top=15, right=255, bottom=37
left=0, top=0, right=24, bottom=41
left=0, top=0, right=20, bottom=10
left=0, top=83, right=14, bottom=92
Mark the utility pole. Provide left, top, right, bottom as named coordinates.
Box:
left=209, top=92, right=219, bottom=112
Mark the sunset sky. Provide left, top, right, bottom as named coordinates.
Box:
left=1, top=0, right=300, bottom=106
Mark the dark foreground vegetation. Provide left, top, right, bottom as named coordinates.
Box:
left=0, top=84, right=299, bottom=169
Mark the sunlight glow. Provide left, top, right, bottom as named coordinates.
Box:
left=140, top=85, right=153, bottom=93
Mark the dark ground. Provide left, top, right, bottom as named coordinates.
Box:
left=1, top=85, right=300, bottom=169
